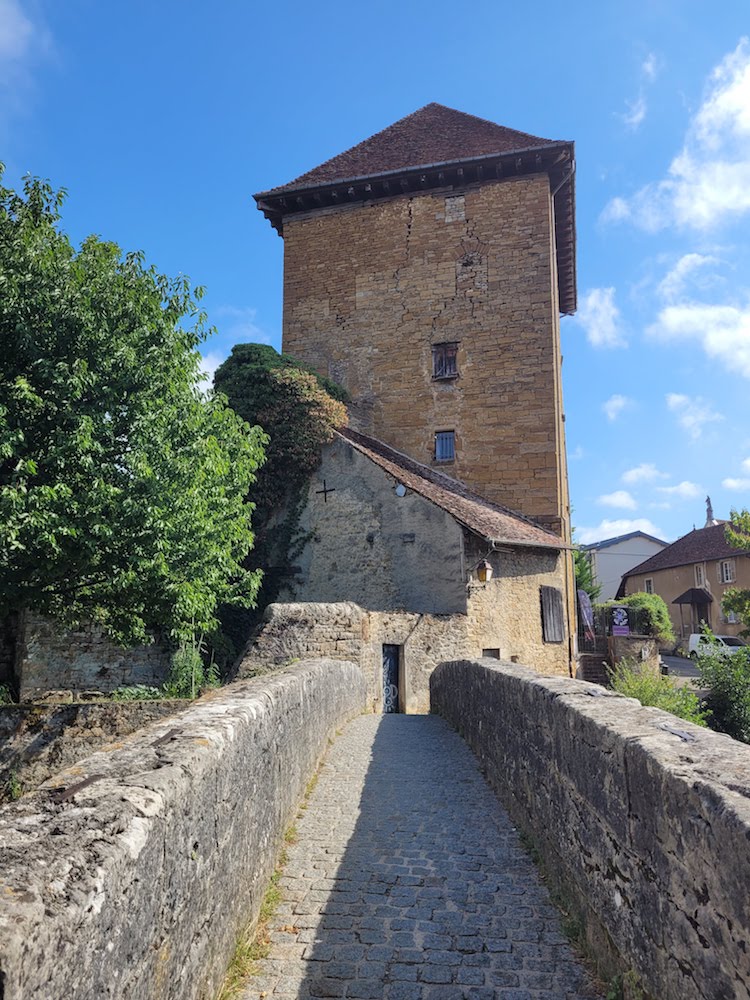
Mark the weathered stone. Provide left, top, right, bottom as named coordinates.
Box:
left=431, top=659, right=750, bottom=1000
left=0, top=660, right=367, bottom=1000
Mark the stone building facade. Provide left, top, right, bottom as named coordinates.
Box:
left=250, top=104, right=579, bottom=706
left=239, top=430, right=570, bottom=711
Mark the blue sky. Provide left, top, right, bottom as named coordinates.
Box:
left=2, top=0, right=748, bottom=544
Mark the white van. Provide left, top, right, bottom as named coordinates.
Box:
left=688, top=633, right=748, bottom=658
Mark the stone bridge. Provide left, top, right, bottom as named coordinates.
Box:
left=0, top=659, right=748, bottom=1000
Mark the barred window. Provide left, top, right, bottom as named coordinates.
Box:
left=432, top=342, right=458, bottom=379
left=434, top=430, right=455, bottom=462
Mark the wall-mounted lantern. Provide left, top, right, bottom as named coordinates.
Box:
left=476, top=559, right=493, bottom=583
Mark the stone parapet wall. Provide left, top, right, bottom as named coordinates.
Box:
left=0, top=660, right=368, bottom=1000
left=430, top=658, right=750, bottom=1000
left=15, top=611, right=172, bottom=699
left=0, top=700, right=189, bottom=800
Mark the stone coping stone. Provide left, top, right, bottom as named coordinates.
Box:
left=0, top=659, right=367, bottom=1000
left=431, top=658, right=750, bottom=1000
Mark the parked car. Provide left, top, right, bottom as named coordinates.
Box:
left=688, top=634, right=749, bottom=658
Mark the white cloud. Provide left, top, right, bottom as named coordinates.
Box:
left=657, top=253, right=721, bottom=302
left=598, top=490, right=637, bottom=510
left=197, top=350, right=228, bottom=391
left=622, top=463, right=668, bottom=485
left=602, top=38, right=750, bottom=231
left=656, top=480, right=703, bottom=499
left=575, top=287, right=627, bottom=348
left=621, top=95, right=647, bottom=131
left=649, top=300, right=750, bottom=379
left=216, top=305, right=272, bottom=345
left=577, top=518, right=666, bottom=545
left=0, top=0, right=51, bottom=121
left=666, top=393, right=724, bottom=438
left=569, top=445, right=585, bottom=461
left=618, top=52, right=659, bottom=132
left=743, top=457, right=750, bottom=473
left=723, top=477, right=750, bottom=491
left=603, top=394, right=633, bottom=421
left=642, top=53, right=658, bottom=83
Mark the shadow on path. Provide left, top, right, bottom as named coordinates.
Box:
left=245, top=714, right=601, bottom=1000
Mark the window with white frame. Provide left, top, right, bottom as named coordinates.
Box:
left=694, top=563, right=705, bottom=587
left=645, top=578, right=654, bottom=594
left=720, top=559, right=736, bottom=584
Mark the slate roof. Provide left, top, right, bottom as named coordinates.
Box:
left=624, top=522, right=745, bottom=577
left=337, top=428, right=564, bottom=550
left=583, top=529, right=668, bottom=551
left=265, top=104, right=565, bottom=194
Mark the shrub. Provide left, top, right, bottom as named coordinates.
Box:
left=110, top=685, right=163, bottom=701
left=599, top=593, right=674, bottom=644
left=163, top=638, right=219, bottom=699
left=698, top=645, right=750, bottom=744
left=609, top=658, right=708, bottom=727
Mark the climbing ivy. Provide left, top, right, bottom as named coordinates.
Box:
left=213, top=344, right=348, bottom=654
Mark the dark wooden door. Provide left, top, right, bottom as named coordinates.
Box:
left=382, top=644, right=400, bottom=713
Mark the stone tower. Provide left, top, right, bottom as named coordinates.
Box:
left=255, top=103, right=575, bottom=539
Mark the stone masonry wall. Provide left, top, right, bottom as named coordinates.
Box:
left=0, top=660, right=368, bottom=1000
left=431, top=658, right=750, bottom=1000
left=15, top=611, right=172, bottom=699
left=287, top=436, right=467, bottom=614
left=282, top=176, right=570, bottom=534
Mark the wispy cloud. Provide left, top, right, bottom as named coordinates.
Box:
left=576, top=518, right=666, bottom=545
left=649, top=299, right=750, bottom=379
left=618, top=52, right=659, bottom=132
left=569, top=445, right=585, bottom=461
left=743, top=457, right=750, bottom=473
left=603, top=394, right=633, bottom=421
left=666, top=393, right=724, bottom=438
left=657, top=252, right=721, bottom=303
left=216, top=305, right=273, bottom=345
left=575, top=287, right=627, bottom=348
left=0, top=0, right=52, bottom=123
left=198, top=350, right=227, bottom=389
left=603, top=38, right=750, bottom=230
left=723, top=477, right=750, bottom=490
left=598, top=490, right=637, bottom=510
left=622, top=463, right=669, bottom=485
left=656, top=480, right=703, bottom=499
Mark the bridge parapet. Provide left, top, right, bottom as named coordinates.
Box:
left=431, top=658, right=750, bottom=1000
left=0, top=659, right=368, bottom=1000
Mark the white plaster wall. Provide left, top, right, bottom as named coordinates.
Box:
left=589, top=536, right=667, bottom=601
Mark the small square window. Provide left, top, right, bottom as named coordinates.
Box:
left=644, top=578, right=654, bottom=594
left=482, top=648, right=500, bottom=659
left=432, top=342, right=459, bottom=379
left=434, top=430, right=455, bottom=463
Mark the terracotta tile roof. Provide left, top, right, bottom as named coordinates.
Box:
left=338, top=428, right=564, bottom=550
left=266, top=103, right=565, bottom=195
left=624, top=522, right=746, bottom=577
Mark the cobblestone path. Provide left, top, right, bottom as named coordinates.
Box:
left=242, top=714, right=602, bottom=1000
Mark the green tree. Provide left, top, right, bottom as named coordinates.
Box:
left=573, top=546, right=601, bottom=602
left=723, top=509, right=750, bottom=635
left=698, top=643, right=750, bottom=743
left=213, top=344, right=347, bottom=643
left=0, top=170, right=266, bottom=645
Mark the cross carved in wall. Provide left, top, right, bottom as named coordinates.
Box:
left=315, top=479, right=336, bottom=502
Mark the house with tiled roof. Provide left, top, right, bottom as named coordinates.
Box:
left=620, top=502, right=749, bottom=641
left=243, top=104, right=578, bottom=709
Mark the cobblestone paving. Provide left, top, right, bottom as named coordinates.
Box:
left=241, top=714, right=602, bottom=1000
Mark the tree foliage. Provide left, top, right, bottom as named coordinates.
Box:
left=609, top=658, right=709, bottom=727
left=573, top=546, right=601, bottom=602
left=213, top=344, right=348, bottom=645
left=598, top=592, right=675, bottom=643
left=723, top=508, right=750, bottom=635
left=0, top=170, right=266, bottom=645
left=698, top=643, right=750, bottom=744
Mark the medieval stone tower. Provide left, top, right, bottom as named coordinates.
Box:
left=255, top=103, right=575, bottom=541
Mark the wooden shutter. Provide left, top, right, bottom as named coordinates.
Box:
left=540, top=586, right=565, bottom=643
